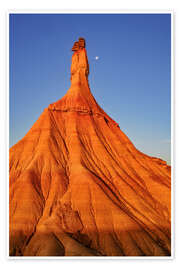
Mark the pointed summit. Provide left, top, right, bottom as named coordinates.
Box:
left=49, top=37, right=116, bottom=126
left=9, top=38, right=171, bottom=256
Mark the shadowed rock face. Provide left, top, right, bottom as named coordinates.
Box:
left=9, top=38, right=171, bottom=257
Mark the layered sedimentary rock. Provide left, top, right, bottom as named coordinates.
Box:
left=9, top=38, right=171, bottom=256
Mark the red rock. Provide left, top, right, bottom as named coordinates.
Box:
left=9, top=38, right=171, bottom=256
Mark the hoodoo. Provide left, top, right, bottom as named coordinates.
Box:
left=9, top=38, right=171, bottom=256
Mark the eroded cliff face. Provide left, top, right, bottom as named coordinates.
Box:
left=9, top=39, right=171, bottom=256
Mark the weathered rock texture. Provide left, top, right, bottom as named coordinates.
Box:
left=9, top=38, right=171, bottom=257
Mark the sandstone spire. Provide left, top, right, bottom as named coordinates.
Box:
left=70, top=38, right=89, bottom=92
left=9, top=38, right=171, bottom=256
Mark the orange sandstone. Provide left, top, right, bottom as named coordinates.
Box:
left=9, top=38, right=171, bottom=256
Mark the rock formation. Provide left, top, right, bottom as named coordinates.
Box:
left=9, top=38, right=171, bottom=256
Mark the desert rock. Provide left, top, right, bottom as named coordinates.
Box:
left=9, top=38, right=171, bottom=256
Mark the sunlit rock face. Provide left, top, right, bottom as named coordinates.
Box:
left=9, top=38, right=171, bottom=257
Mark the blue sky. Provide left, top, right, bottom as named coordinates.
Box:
left=9, top=13, right=171, bottom=164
